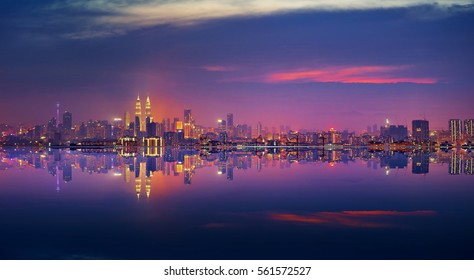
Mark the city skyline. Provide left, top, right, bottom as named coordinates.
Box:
left=1, top=97, right=473, bottom=133
left=1, top=1, right=473, bottom=130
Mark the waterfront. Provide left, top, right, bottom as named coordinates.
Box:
left=0, top=148, right=473, bottom=259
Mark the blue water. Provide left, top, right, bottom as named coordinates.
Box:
left=0, top=148, right=473, bottom=259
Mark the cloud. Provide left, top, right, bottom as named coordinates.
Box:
left=269, top=210, right=436, bottom=228
left=265, top=65, right=437, bottom=84
left=52, top=0, right=474, bottom=39
left=201, top=65, right=236, bottom=72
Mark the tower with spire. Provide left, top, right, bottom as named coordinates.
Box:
left=135, top=94, right=142, bottom=137
left=145, top=96, right=151, bottom=118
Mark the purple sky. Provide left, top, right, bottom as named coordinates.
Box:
left=0, top=1, right=473, bottom=131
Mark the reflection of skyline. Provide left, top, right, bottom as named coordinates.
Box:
left=1, top=148, right=472, bottom=196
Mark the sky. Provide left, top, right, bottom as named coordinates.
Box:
left=0, top=0, right=473, bottom=131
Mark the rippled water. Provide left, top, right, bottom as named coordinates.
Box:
left=0, top=147, right=473, bottom=259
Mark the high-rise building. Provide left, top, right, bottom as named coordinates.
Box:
left=145, top=96, right=151, bottom=118
left=449, top=153, right=462, bottom=175
left=226, top=113, right=234, bottom=137
left=449, top=119, right=462, bottom=143
left=257, top=122, right=262, bottom=137
left=63, top=111, right=72, bottom=131
left=135, top=95, right=142, bottom=136
left=226, top=113, right=234, bottom=128
left=184, top=109, right=192, bottom=123
left=412, top=120, right=429, bottom=144
left=56, top=102, right=60, bottom=129
left=464, top=119, right=473, bottom=139
left=381, top=125, right=408, bottom=142
left=124, top=111, right=131, bottom=129
left=184, top=109, right=193, bottom=139
left=217, top=119, right=226, bottom=134
left=412, top=152, right=429, bottom=174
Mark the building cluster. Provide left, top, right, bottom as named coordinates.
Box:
left=0, top=97, right=473, bottom=148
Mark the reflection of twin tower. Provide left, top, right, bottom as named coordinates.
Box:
left=135, top=95, right=152, bottom=136
left=123, top=158, right=152, bottom=199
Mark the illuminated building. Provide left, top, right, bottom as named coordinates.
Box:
left=145, top=176, right=151, bottom=198
left=176, top=121, right=183, bottom=131
left=449, top=153, right=461, bottom=175
left=143, top=137, right=162, bottom=147
left=184, top=109, right=192, bottom=123
left=412, top=120, right=429, bottom=144
left=135, top=176, right=141, bottom=198
left=124, top=111, right=131, bottom=129
left=145, top=96, right=151, bottom=118
left=184, top=109, right=193, bottom=139
left=327, top=128, right=342, bottom=144
left=449, top=119, right=462, bottom=143
left=464, top=119, right=473, bottom=139
left=124, top=164, right=130, bottom=183
left=135, top=95, right=142, bottom=137
left=217, top=119, right=226, bottom=134
left=465, top=158, right=473, bottom=175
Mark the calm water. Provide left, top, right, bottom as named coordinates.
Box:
left=0, top=147, right=473, bottom=260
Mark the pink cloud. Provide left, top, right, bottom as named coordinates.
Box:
left=265, top=65, right=437, bottom=84
left=201, top=65, right=236, bottom=72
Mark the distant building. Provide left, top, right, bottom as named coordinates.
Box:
left=412, top=120, right=429, bottom=144
left=226, top=113, right=234, bottom=133
left=217, top=119, right=226, bottom=134
left=464, top=119, right=473, bottom=140
left=449, top=119, right=462, bottom=143
left=412, top=152, right=429, bottom=174
left=381, top=125, right=408, bottom=142
left=63, top=111, right=72, bottom=131
left=449, top=153, right=462, bottom=175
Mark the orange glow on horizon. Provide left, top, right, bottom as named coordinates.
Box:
left=269, top=210, right=436, bottom=228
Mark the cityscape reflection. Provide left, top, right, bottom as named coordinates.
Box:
left=1, top=148, right=472, bottom=198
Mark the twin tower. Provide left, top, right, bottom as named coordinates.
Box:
left=135, top=95, right=152, bottom=136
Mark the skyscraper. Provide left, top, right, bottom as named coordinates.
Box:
left=464, top=119, right=473, bottom=139
left=226, top=113, right=234, bottom=128
left=184, top=109, right=193, bottom=139
left=412, top=120, right=429, bottom=144
left=184, top=109, right=192, bottom=124
left=63, top=111, right=72, bottom=131
left=124, top=111, right=131, bottom=129
left=56, top=102, right=60, bottom=129
left=135, top=95, right=142, bottom=136
left=145, top=96, right=152, bottom=118
left=257, top=121, right=262, bottom=137
left=217, top=119, right=226, bottom=133
left=226, top=113, right=234, bottom=137
left=449, top=119, right=462, bottom=143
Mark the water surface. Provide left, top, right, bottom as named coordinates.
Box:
left=0, top=148, right=473, bottom=259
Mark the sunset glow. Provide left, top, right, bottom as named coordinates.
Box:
left=266, top=66, right=437, bottom=84
left=270, top=210, right=436, bottom=228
